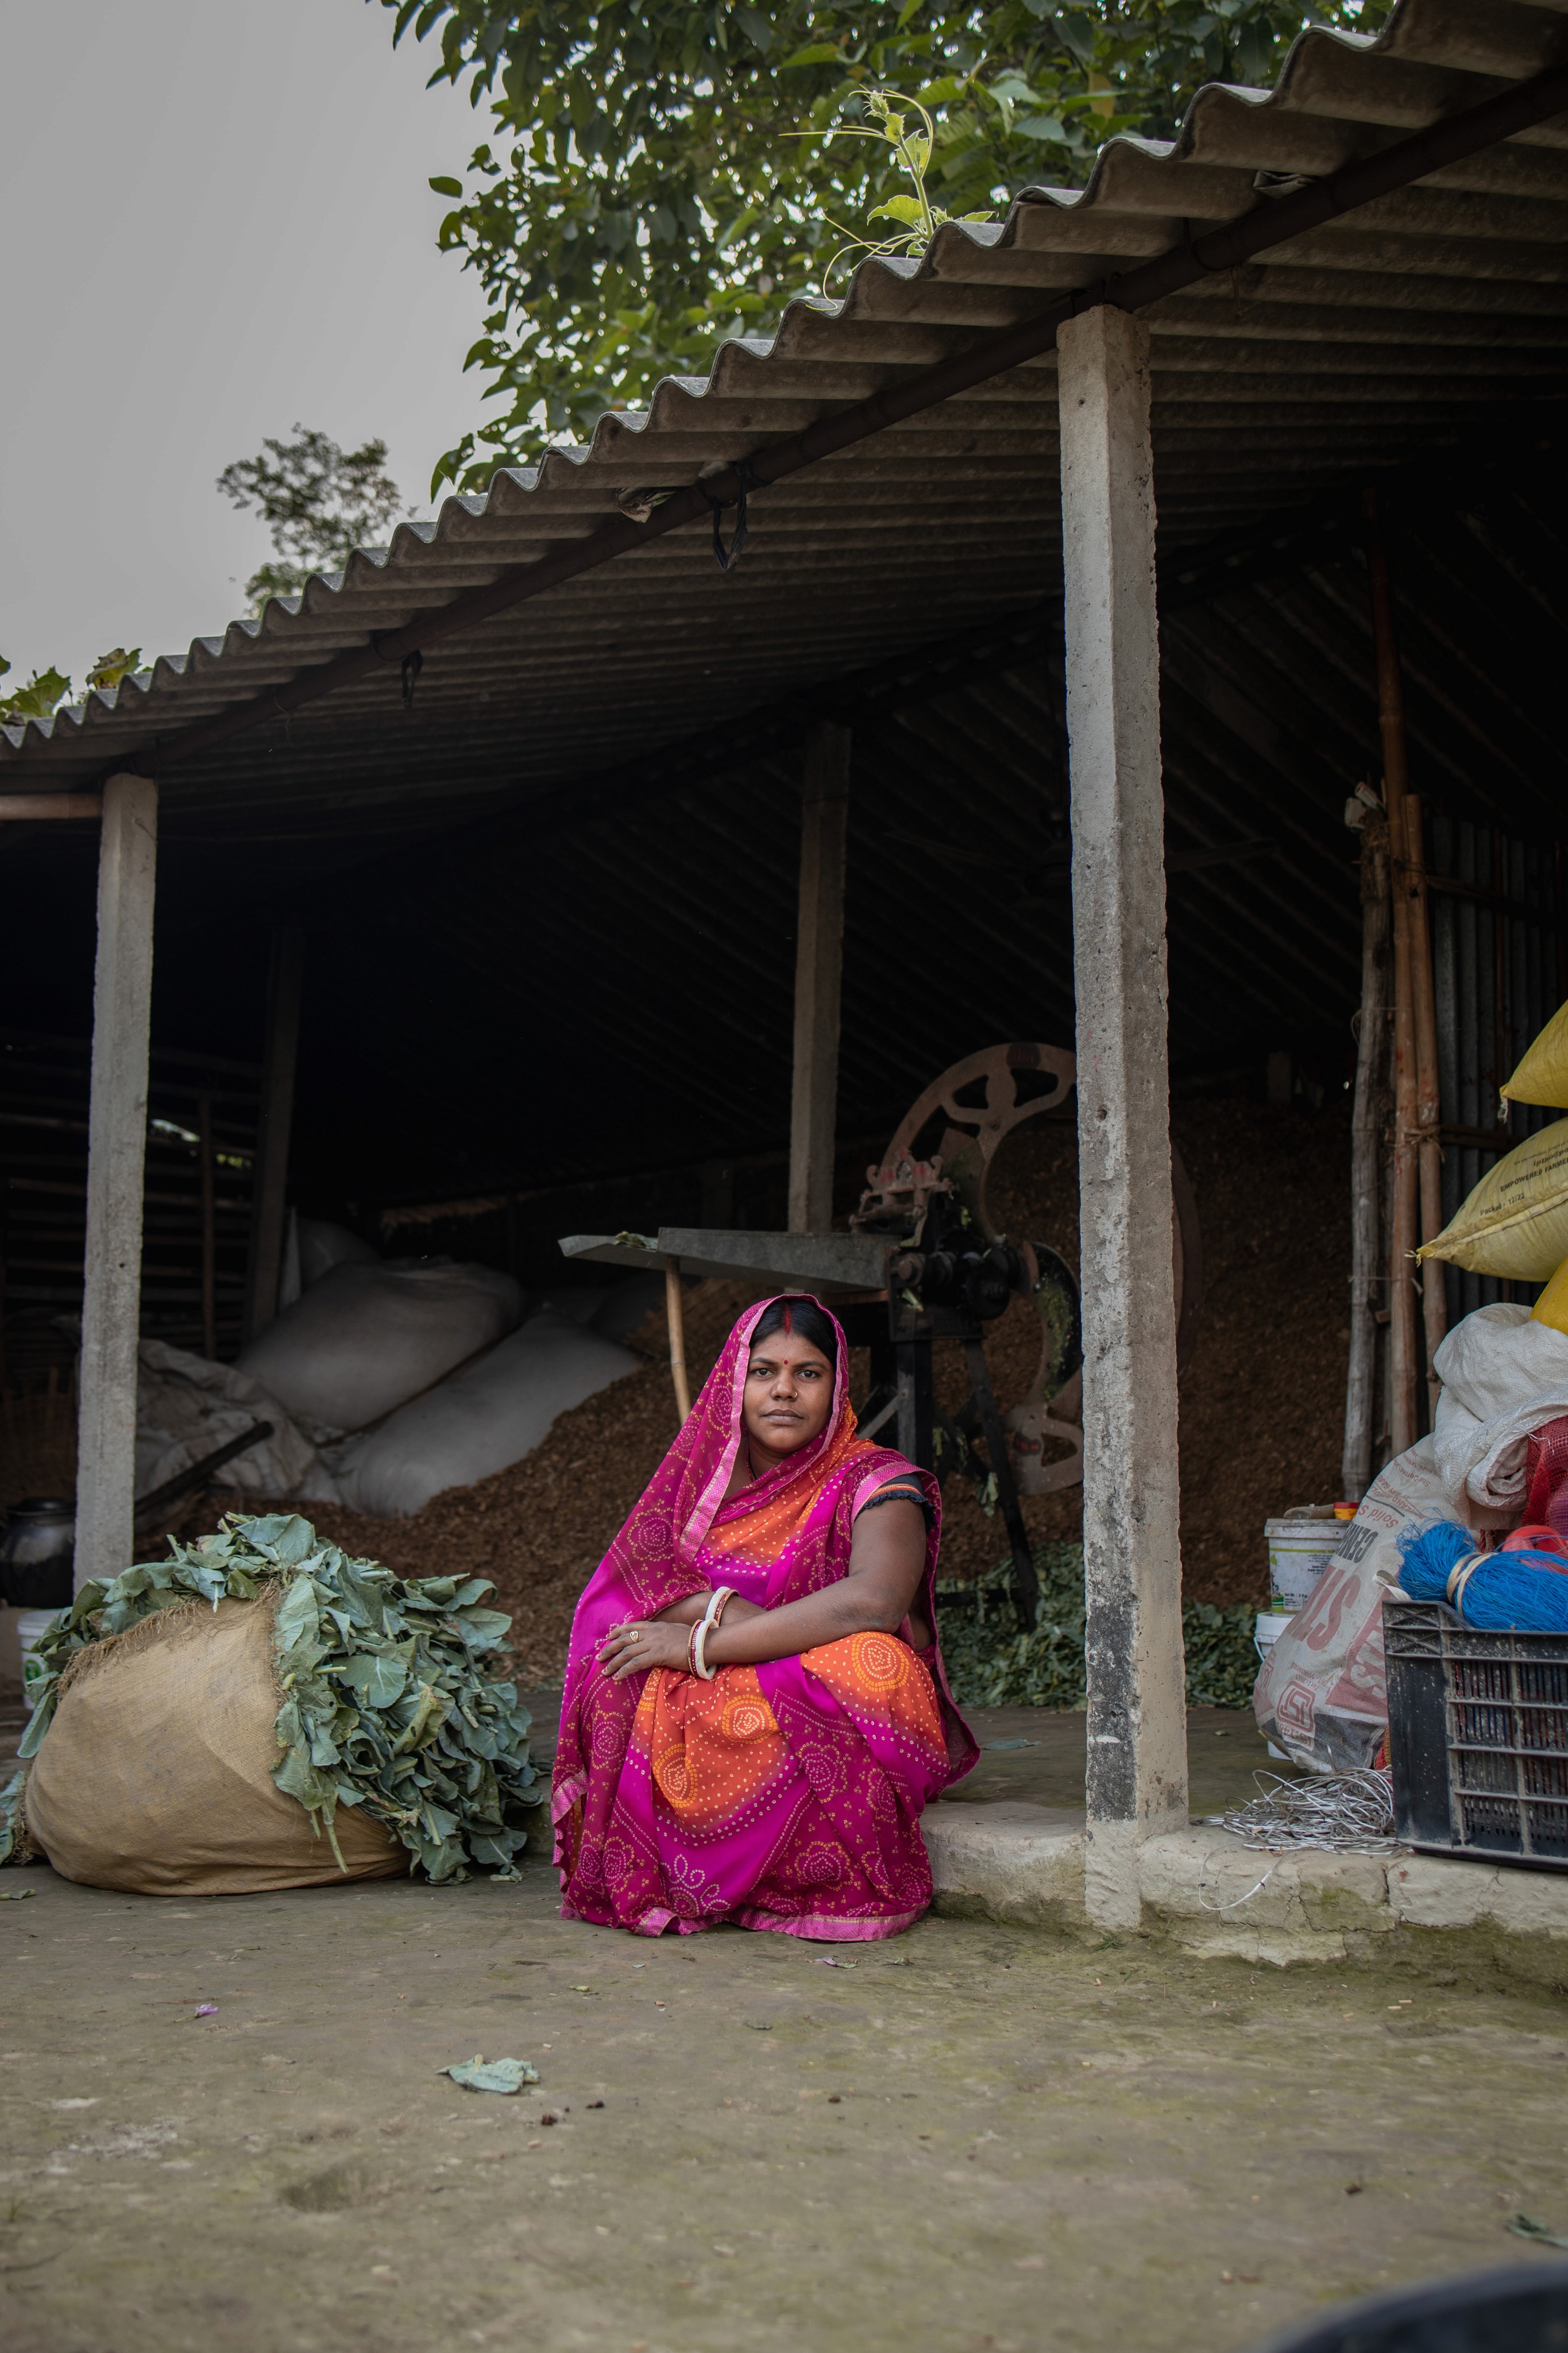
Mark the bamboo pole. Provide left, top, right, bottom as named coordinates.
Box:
left=1343, top=809, right=1392, bottom=1501
left=1403, top=794, right=1448, bottom=1412
left=198, top=1093, right=217, bottom=1361
left=665, top=1255, right=692, bottom=1424
left=1365, top=488, right=1420, bottom=1456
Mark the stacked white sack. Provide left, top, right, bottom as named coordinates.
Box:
left=326, top=1310, right=640, bottom=1517
left=235, top=1259, right=523, bottom=1438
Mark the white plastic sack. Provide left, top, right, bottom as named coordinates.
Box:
left=326, top=1310, right=639, bottom=1517
left=135, top=1338, right=336, bottom=1506
left=235, top=1259, right=523, bottom=1437
left=1430, top=1302, right=1568, bottom=1519
left=298, top=1217, right=379, bottom=1291
left=531, top=1287, right=615, bottom=1328
left=278, top=1215, right=379, bottom=1314
left=592, top=1272, right=675, bottom=1345
left=1253, top=1438, right=1470, bottom=1773
left=530, top=1274, right=678, bottom=1345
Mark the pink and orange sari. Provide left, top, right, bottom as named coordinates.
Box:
left=553, top=1294, right=978, bottom=1939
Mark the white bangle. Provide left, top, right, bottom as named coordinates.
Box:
left=692, top=1586, right=733, bottom=1681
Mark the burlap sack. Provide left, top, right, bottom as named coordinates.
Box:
left=24, top=1594, right=407, bottom=1896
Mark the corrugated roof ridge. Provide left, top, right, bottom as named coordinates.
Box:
left=1, top=0, right=1551, bottom=765
left=388, top=0, right=1523, bottom=501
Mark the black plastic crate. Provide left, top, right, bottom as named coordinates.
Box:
left=1384, top=1596, right=1568, bottom=1871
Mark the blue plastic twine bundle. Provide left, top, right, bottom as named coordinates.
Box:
left=1397, top=1521, right=1568, bottom=1632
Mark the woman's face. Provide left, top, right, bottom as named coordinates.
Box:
left=742, top=1329, right=835, bottom=1459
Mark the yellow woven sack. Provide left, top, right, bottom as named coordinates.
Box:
left=1534, top=1252, right=1568, bottom=1337
left=1504, top=1000, right=1568, bottom=1110
left=1416, top=1117, right=1568, bottom=1282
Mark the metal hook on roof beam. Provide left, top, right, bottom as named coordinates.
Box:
left=704, top=458, right=762, bottom=573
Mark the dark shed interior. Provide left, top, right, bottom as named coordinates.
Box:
left=2, top=2, right=1566, bottom=1368
left=2, top=430, right=1563, bottom=1347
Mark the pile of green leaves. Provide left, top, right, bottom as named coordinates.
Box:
left=1, top=1513, right=543, bottom=1880
left=379, top=0, right=1391, bottom=485
left=937, top=1541, right=1261, bottom=1710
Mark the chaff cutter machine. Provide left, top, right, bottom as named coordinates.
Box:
left=562, top=1043, right=1202, bottom=1625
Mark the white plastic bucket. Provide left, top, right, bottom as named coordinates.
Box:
left=1265, top=1515, right=1338, bottom=1613
left=16, top=1607, right=61, bottom=1714
left=1254, top=1611, right=1295, bottom=1760
left=1253, top=1607, right=1295, bottom=1662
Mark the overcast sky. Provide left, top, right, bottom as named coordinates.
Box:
left=0, top=0, right=495, bottom=692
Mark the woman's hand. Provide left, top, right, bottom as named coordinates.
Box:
left=597, top=1618, right=691, bottom=1683
left=702, top=1498, right=929, bottom=1670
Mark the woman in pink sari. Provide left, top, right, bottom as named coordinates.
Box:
left=553, top=1293, right=977, bottom=1940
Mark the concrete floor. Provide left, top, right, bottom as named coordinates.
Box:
left=936, top=1700, right=1304, bottom=1820
left=4, top=1693, right=1568, bottom=2353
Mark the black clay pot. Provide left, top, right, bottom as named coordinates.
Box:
left=1, top=1497, right=76, bottom=1608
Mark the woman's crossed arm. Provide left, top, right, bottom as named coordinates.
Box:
left=596, top=1496, right=927, bottom=1683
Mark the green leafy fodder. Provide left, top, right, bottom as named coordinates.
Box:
left=936, top=1542, right=1259, bottom=1711
left=0, top=1513, right=543, bottom=1881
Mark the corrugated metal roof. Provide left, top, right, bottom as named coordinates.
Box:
left=1, top=0, right=1565, bottom=1214
left=3, top=0, right=1567, bottom=831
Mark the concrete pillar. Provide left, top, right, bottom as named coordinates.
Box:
left=244, top=921, right=306, bottom=1341
left=1059, top=305, right=1187, bottom=1929
left=787, top=722, right=849, bottom=1235
left=75, top=773, right=159, bottom=1589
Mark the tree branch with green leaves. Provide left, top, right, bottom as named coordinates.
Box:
left=1, top=648, right=145, bottom=729
left=217, top=425, right=410, bottom=609
left=375, top=0, right=1390, bottom=492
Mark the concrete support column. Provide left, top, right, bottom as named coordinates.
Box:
left=75, top=773, right=159, bottom=1590
left=787, top=722, right=849, bottom=1235
left=1059, top=305, right=1187, bottom=1929
left=244, top=921, right=306, bottom=1342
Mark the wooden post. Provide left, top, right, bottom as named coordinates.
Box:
left=1343, top=811, right=1392, bottom=1502
left=665, top=1255, right=692, bottom=1424
left=75, top=773, right=158, bottom=1589
left=1404, top=794, right=1448, bottom=1409
left=0, top=793, right=105, bottom=821
left=787, top=722, right=849, bottom=1235
left=1059, top=306, right=1187, bottom=1932
left=1365, top=489, right=1420, bottom=1456
left=198, top=1093, right=217, bottom=1360
left=244, top=922, right=305, bottom=1343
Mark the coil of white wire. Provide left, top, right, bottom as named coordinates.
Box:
left=1212, top=1767, right=1399, bottom=1856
